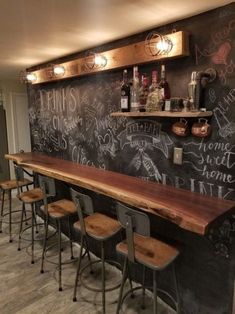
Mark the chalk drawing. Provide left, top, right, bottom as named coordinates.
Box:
left=211, top=42, right=231, bottom=65
left=213, top=107, right=235, bottom=138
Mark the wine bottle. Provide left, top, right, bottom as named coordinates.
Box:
left=159, top=65, right=171, bottom=109
left=121, top=69, right=130, bottom=112
left=130, top=66, right=140, bottom=112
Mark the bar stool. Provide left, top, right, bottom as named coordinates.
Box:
left=70, top=188, right=122, bottom=314
left=115, top=202, right=180, bottom=314
left=0, top=168, right=32, bottom=242
left=39, top=175, right=77, bottom=291
left=14, top=164, right=44, bottom=264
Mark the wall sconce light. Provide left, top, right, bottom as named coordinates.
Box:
left=94, top=54, right=107, bottom=67
left=145, top=32, right=173, bottom=57
left=83, top=52, right=107, bottom=71
left=53, top=65, right=65, bottom=77
left=20, top=70, right=37, bottom=83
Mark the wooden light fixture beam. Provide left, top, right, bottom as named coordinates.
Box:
left=30, top=31, right=189, bottom=84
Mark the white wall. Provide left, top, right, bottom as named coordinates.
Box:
left=0, top=80, right=28, bottom=178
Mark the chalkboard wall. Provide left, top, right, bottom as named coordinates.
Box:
left=28, top=3, right=235, bottom=313
left=28, top=3, right=235, bottom=201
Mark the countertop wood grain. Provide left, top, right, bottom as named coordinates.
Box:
left=6, top=152, right=235, bottom=235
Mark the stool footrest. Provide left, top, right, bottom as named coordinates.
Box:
left=80, top=259, right=121, bottom=293
left=120, top=285, right=178, bottom=313
left=44, top=240, right=77, bottom=266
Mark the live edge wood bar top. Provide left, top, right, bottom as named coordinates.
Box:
left=5, top=152, right=235, bottom=236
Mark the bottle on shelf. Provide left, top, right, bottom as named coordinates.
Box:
left=146, top=70, right=161, bottom=112
left=159, top=65, right=171, bottom=110
left=139, top=73, right=149, bottom=112
left=120, top=69, right=130, bottom=112
left=130, top=66, right=140, bottom=112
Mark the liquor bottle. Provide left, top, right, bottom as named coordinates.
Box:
left=159, top=65, right=171, bottom=109
left=120, top=69, right=130, bottom=112
left=146, top=70, right=161, bottom=112
left=130, top=66, right=140, bottom=112
left=139, top=74, right=148, bottom=112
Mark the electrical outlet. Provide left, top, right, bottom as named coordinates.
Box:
left=173, top=147, right=183, bottom=165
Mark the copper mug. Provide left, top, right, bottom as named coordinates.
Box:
left=172, top=118, right=189, bottom=137
left=192, top=118, right=211, bottom=137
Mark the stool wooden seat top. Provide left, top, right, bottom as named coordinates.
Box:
left=117, top=233, right=179, bottom=270
left=18, top=187, right=43, bottom=203
left=0, top=178, right=32, bottom=190
left=46, top=199, right=77, bottom=218
left=74, top=212, right=121, bottom=240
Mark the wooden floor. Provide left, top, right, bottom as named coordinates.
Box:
left=0, top=198, right=175, bottom=314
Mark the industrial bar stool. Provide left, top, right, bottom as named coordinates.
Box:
left=15, top=164, right=44, bottom=264
left=0, top=167, right=32, bottom=242
left=71, top=188, right=122, bottom=314
left=39, top=175, right=77, bottom=291
left=115, top=202, right=180, bottom=314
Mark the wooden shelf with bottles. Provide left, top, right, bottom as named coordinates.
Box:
left=110, top=110, right=213, bottom=118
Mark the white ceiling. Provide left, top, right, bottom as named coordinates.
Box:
left=0, top=0, right=232, bottom=80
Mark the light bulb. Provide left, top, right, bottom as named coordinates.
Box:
left=94, top=54, right=107, bottom=67
left=53, top=65, right=65, bottom=76
left=26, top=72, right=37, bottom=83
left=156, top=37, right=173, bottom=54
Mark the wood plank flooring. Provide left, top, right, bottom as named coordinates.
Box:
left=0, top=198, right=175, bottom=314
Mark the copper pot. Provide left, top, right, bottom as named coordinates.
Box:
left=172, top=118, right=189, bottom=137
left=192, top=118, right=211, bottom=137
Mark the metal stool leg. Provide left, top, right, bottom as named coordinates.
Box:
left=58, top=220, right=62, bottom=291
left=17, top=202, right=25, bottom=251
left=153, top=270, right=158, bottom=314
left=31, top=204, right=35, bottom=264
left=21, top=187, right=28, bottom=226
left=101, top=241, right=106, bottom=314
left=172, top=263, right=180, bottom=313
left=68, top=217, right=74, bottom=260
left=0, top=189, right=5, bottom=233
left=33, top=206, right=39, bottom=234
left=116, top=257, right=128, bottom=314
left=85, top=238, right=94, bottom=274
left=73, top=234, right=84, bottom=302
left=141, top=265, right=146, bottom=309
left=40, top=218, right=49, bottom=274
left=127, top=262, right=134, bottom=298
left=9, top=190, right=12, bottom=242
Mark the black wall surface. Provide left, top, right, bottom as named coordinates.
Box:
left=28, top=3, right=235, bottom=313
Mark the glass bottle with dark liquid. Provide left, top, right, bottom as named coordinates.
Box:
left=121, top=69, right=130, bottom=112
left=159, top=65, right=171, bottom=110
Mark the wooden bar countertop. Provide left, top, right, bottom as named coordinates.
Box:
left=5, top=152, right=235, bottom=236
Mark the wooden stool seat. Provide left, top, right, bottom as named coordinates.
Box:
left=0, top=178, right=32, bottom=191
left=74, top=212, right=121, bottom=240
left=18, top=188, right=43, bottom=203
left=43, top=199, right=77, bottom=218
left=117, top=233, right=179, bottom=270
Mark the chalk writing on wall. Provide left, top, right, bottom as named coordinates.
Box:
left=195, top=19, right=235, bottom=65
left=117, top=120, right=173, bottom=182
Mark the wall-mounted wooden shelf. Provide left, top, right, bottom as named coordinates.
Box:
left=110, top=111, right=213, bottom=118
